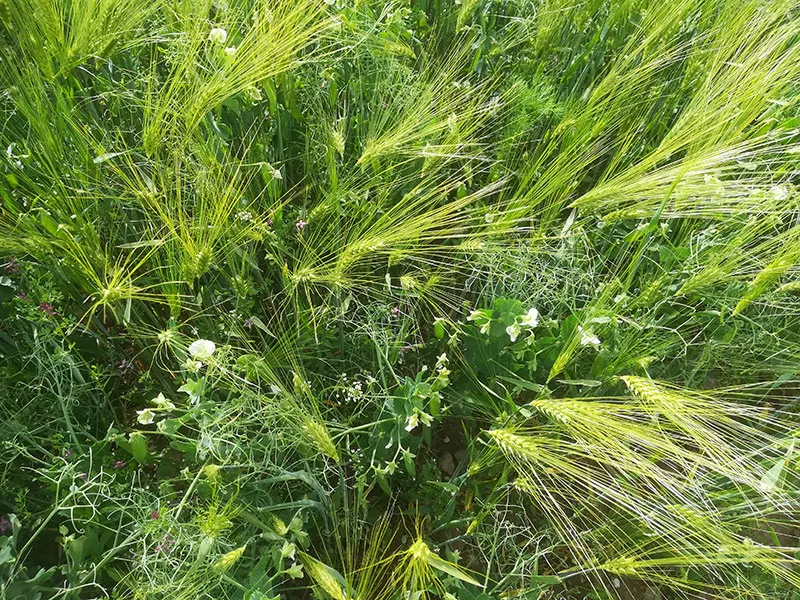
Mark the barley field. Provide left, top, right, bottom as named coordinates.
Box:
left=2, top=1, right=800, bottom=599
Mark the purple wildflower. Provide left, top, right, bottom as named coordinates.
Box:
left=243, top=318, right=253, bottom=330
left=39, top=302, right=57, bottom=316
left=15, top=290, right=30, bottom=301
left=0, top=516, right=11, bottom=535
left=149, top=510, right=160, bottom=520
left=118, top=359, right=136, bottom=376
left=2, top=256, right=20, bottom=274
left=113, top=460, right=126, bottom=470
left=295, top=219, right=307, bottom=232
left=64, top=448, right=73, bottom=459
left=155, top=533, right=175, bottom=553
left=390, top=307, right=400, bottom=319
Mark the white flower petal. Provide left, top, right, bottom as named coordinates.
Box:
left=151, top=393, right=175, bottom=410
left=578, top=326, right=601, bottom=347
left=209, top=27, right=227, bottom=43
left=137, top=409, right=155, bottom=425
left=520, top=307, right=539, bottom=327
left=188, top=339, right=216, bottom=361
left=405, top=413, right=419, bottom=432
left=506, top=323, right=520, bottom=342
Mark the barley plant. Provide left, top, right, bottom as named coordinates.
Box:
left=1, top=0, right=800, bottom=599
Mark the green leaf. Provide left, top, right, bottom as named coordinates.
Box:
left=116, top=238, right=165, bottom=249
left=39, top=211, right=58, bottom=234
left=128, top=432, right=148, bottom=462
left=93, top=150, right=129, bottom=164
left=178, top=377, right=207, bottom=403
left=403, top=449, right=416, bottom=477
left=375, top=471, right=392, bottom=496
left=248, top=315, right=276, bottom=337
left=556, top=379, right=602, bottom=387
left=170, top=439, right=197, bottom=454
left=0, top=543, right=13, bottom=564
left=759, top=440, right=794, bottom=494
left=157, top=418, right=181, bottom=435
left=425, top=552, right=484, bottom=588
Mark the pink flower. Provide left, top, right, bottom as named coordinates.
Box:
left=113, top=460, right=126, bottom=470
left=39, top=302, right=57, bottom=316
left=2, top=256, right=20, bottom=274
left=295, top=219, right=307, bottom=232
left=155, top=533, right=175, bottom=553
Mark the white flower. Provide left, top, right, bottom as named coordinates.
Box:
left=185, top=358, right=203, bottom=373
left=506, top=322, right=521, bottom=342
left=209, top=27, right=228, bottom=44
left=151, top=393, right=175, bottom=410
left=245, top=85, right=263, bottom=102
left=405, top=412, right=419, bottom=432
left=447, top=112, right=458, bottom=132
left=467, top=310, right=483, bottom=321
left=137, top=409, right=156, bottom=425
left=771, top=185, right=789, bottom=201
left=578, top=326, right=600, bottom=347
left=405, top=409, right=432, bottom=432
left=224, top=46, right=236, bottom=57
left=520, top=307, right=539, bottom=328
left=188, top=339, right=216, bottom=361
left=280, top=541, right=296, bottom=560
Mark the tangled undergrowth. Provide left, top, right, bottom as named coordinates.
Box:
left=2, top=1, right=800, bottom=599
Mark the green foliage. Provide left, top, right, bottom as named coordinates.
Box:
left=2, top=0, right=800, bottom=599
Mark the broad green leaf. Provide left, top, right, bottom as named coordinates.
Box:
left=128, top=432, right=148, bottom=462
left=425, top=552, right=484, bottom=588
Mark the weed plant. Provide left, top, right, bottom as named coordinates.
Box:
left=2, top=1, right=800, bottom=599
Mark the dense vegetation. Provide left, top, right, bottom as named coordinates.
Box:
left=2, top=0, right=800, bottom=598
